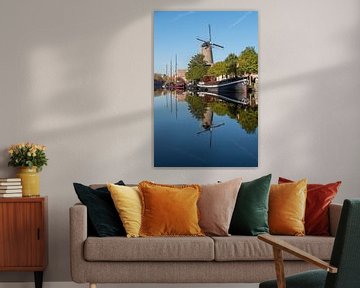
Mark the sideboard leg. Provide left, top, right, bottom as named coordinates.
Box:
left=34, top=271, right=43, bottom=288
left=90, top=283, right=97, bottom=288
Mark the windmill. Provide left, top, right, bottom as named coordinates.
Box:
left=197, top=107, right=225, bottom=148
left=196, top=25, right=224, bottom=66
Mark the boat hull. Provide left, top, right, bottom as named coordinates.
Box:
left=198, top=91, right=249, bottom=105
left=197, top=78, right=248, bottom=103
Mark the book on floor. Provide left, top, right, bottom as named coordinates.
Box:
left=0, top=193, right=22, bottom=198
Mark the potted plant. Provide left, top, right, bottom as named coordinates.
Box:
left=8, top=143, right=48, bottom=197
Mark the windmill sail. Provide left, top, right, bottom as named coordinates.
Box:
left=196, top=25, right=224, bottom=65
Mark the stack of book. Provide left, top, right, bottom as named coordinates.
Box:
left=0, top=178, right=22, bottom=197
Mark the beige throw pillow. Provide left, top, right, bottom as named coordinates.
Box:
left=198, top=178, right=242, bottom=236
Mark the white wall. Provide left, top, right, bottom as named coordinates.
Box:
left=0, top=0, right=359, bottom=283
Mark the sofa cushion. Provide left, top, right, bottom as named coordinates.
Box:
left=212, top=236, right=334, bottom=261
left=139, top=181, right=203, bottom=237
left=279, top=177, right=341, bottom=236
left=198, top=178, right=242, bottom=236
left=229, top=174, right=271, bottom=236
left=73, top=181, right=126, bottom=237
left=84, top=236, right=214, bottom=261
left=269, top=179, right=307, bottom=236
left=107, top=184, right=142, bottom=238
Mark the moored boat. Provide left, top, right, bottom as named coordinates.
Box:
left=198, top=91, right=250, bottom=106
left=197, top=77, right=249, bottom=94
left=197, top=76, right=249, bottom=103
left=175, top=81, right=186, bottom=90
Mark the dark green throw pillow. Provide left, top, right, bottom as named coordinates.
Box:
left=73, top=181, right=126, bottom=237
left=229, top=174, right=272, bottom=236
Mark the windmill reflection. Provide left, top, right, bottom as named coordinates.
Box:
left=197, top=107, right=225, bottom=148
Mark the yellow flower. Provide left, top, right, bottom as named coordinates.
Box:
left=36, top=145, right=46, bottom=151
left=8, top=142, right=48, bottom=171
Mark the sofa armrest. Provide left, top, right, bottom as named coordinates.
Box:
left=69, top=203, right=88, bottom=283
left=329, top=203, right=342, bottom=237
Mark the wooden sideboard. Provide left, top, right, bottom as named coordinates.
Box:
left=0, top=197, right=48, bottom=288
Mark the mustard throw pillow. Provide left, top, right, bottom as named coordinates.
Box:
left=269, top=179, right=307, bottom=236
left=138, top=181, right=204, bottom=237
left=107, top=183, right=142, bottom=237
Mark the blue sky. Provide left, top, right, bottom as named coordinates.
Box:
left=154, top=11, right=258, bottom=74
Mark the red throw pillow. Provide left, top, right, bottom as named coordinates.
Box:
left=278, top=177, right=341, bottom=236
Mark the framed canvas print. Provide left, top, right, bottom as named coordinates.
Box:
left=154, top=11, right=258, bottom=167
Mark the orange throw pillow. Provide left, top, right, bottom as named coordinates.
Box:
left=279, top=177, right=341, bottom=235
left=138, top=181, right=204, bottom=237
left=269, top=179, right=307, bottom=236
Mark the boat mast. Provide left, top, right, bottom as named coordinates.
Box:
left=170, top=58, right=173, bottom=83
left=175, top=54, right=177, bottom=82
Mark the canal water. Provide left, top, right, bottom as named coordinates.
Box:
left=154, top=90, right=258, bottom=167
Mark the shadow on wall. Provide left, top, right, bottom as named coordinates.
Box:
left=0, top=0, right=202, bottom=282
left=258, top=1, right=360, bottom=189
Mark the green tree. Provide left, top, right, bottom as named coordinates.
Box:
left=186, top=95, right=207, bottom=121
left=209, top=102, right=228, bottom=116
left=154, top=73, right=165, bottom=90
left=208, top=61, right=227, bottom=77
left=154, top=73, right=165, bottom=82
left=185, top=54, right=209, bottom=81
left=225, top=53, right=238, bottom=77
left=238, top=47, right=258, bottom=74
left=237, top=108, right=258, bottom=134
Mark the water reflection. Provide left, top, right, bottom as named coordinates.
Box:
left=186, top=93, right=258, bottom=134
left=196, top=106, right=225, bottom=148
left=154, top=90, right=258, bottom=135
left=153, top=90, right=258, bottom=167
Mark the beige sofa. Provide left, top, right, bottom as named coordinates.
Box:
left=70, top=203, right=342, bottom=287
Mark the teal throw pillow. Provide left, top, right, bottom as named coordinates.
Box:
left=73, top=181, right=126, bottom=237
left=229, top=174, right=272, bottom=236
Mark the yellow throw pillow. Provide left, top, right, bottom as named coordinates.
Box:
left=269, top=179, right=307, bottom=236
left=138, top=181, right=204, bottom=237
left=107, top=183, right=142, bottom=238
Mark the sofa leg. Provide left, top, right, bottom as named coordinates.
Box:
left=89, top=283, right=96, bottom=288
